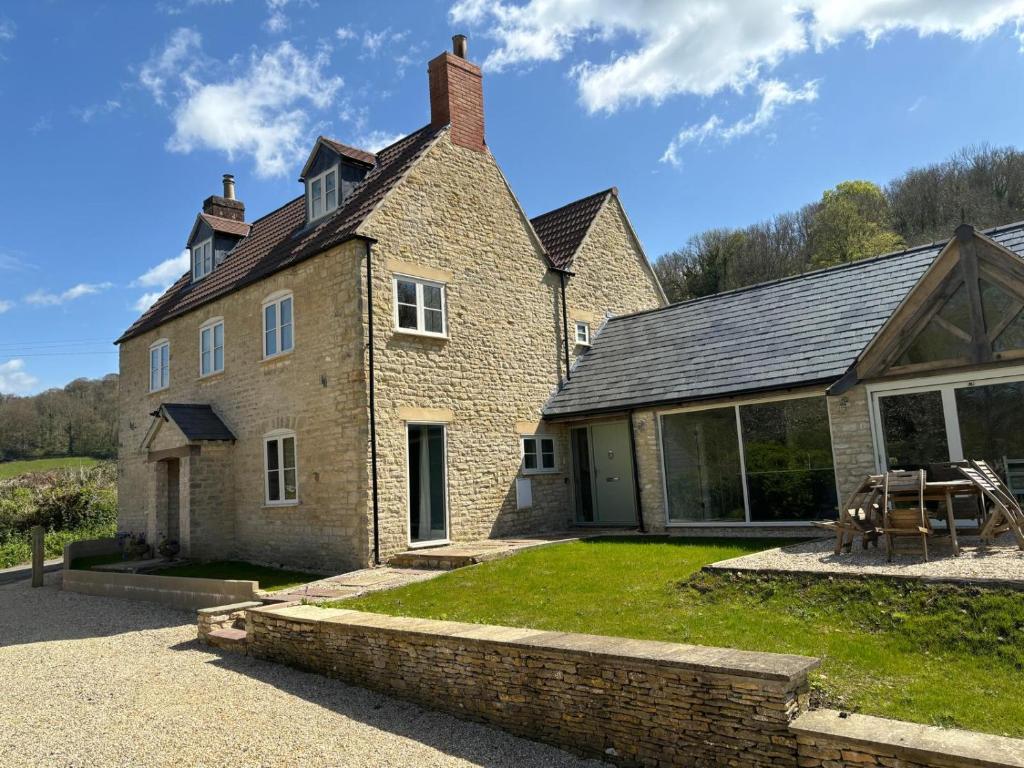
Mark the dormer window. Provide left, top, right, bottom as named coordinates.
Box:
left=308, top=167, right=338, bottom=222
left=192, top=238, right=213, bottom=281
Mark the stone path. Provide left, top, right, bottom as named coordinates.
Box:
left=270, top=566, right=441, bottom=602
left=0, top=573, right=605, bottom=768
left=387, top=533, right=586, bottom=569
left=707, top=533, right=1024, bottom=586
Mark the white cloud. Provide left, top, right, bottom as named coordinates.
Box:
left=0, top=360, right=38, bottom=396
left=355, top=130, right=405, bottom=153
left=661, top=79, right=820, bottom=167
left=452, top=1, right=1024, bottom=113
left=77, top=99, right=122, bottom=123
left=141, top=30, right=343, bottom=177
left=0, top=252, right=30, bottom=271
left=0, top=17, right=14, bottom=42
left=362, top=28, right=408, bottom=58
left=25, top=282, right=113, bottom=307
left=336, top=26, right=356, bottom=43
left=132, top=250, right=189, bottom=311
left=0, top=300, right=12, bottom=314
left=136, top=249, right=190, bottom=288
left=139, top=27, right=202, bottom=105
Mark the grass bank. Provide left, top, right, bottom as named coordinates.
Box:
left=0, top=457, right=103, bottom=481
left=336, top=537, right=1024, bottom=738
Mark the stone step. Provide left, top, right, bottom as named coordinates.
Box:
left=204, top=627, right=248, bottom=654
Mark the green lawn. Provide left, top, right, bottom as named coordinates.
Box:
left=149, top=560, right=323, bottom=592
left=337, top=537, right=1024, bottom=738
left=0, top=457, right=103, bottom=480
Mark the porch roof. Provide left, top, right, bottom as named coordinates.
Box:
left=543, top=221, right=1024, bottom=418
left=153, top=404, right=235, bottom=442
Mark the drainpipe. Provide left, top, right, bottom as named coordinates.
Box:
left=627, top=409, right=646, bottom=533
left=558, top=270, right=571, bottom=383
left=365, top=238, right=381, bottom=565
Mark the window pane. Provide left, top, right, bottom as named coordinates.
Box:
left=213, top=346, right=223, bottom=372
left=898, top=284, right=971, bottom=366
left=325, top=171, right=337, bottom=211
left=424, top=307, right=444, bottom=334
left=310, top=179, right=322, bottom=218
left=409, top=424, right=447, bottom=542
left=280, top=321, right=293, bottom=352
left=541, top=438, right=555, bottom=469
left=280, top=297, right=292, bottom=326
left=995, top=309, right=1024, bottom=354
left=267, top=470, right=280, bottom=502
left=283, top=469, right=297, bottom=500
left=740, top=397, right=837, bottom=522
left=201, top=327, right=211, bottom=356
left=201, top=350, right=211, bottom=375
left=160, top=344, right=169, bottom=388
left=661, top=409, right=745, bottom=522
left=878, top=391, right=949, bottom=470
left=423, top=284, right=442, bottom=310
left=203, top=244, right=212, bottom=273
left=398, top=304, right=418, bottom=329
left=264, top=305, right=277, bottom=356
left=981, top=279, right=1017, bottom=330
left=282, top=437, right=295, bottom=470
left=576, top=323, right=588, bottom=343
left=213, top=323, right=223, bottom=348
left=266, top=439, right=279, bottom=471
left=956, top=381, right=1024, bottom=471
left=396, top=280, right=416, bottom=305
left=150, top=349, right=159, bottom=390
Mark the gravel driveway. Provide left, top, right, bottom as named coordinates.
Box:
left=0, top=574, right=605, bottom=768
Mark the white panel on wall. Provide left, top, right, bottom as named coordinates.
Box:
left=515, top=477, right=533, bottom=510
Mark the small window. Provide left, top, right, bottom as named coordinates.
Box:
left=149, top=339, right=169, bottom=392
left=575, top=321, right=591, bottom=346
left=308, top=167, right=339, bottom=222
left=192, top=238, right=213, bottom=281
left=394, top=276, right=446, bottom=336
left=522, top=435, right=556, bottom=474
left=263, top=292, right=294, bottom=359
left=199, top=319, right=224, bottom=377
left=264, top=430, right=298, bottom=505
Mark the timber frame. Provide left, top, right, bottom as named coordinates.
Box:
left=852, top=224, right=1024, bottom=382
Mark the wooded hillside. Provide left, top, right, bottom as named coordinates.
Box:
left=654, top=145, right=1024, bottom=302
left=0, top=374, right=118, bottom=461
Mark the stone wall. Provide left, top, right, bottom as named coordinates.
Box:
left=246, top=604, right=817, bottom=768
left=826, top=384, right=878, bottom=504
left=791, top=709, right=1024, bottom=768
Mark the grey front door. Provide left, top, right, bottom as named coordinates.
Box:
left=575, top=421, right=637, bottom=525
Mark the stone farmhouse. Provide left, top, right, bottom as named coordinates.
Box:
left=115, top=37, right=666, bottom=571
left=117, top=37, right=1024, bottom=573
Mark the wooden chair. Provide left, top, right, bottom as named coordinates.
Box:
left=882, top=469, right=932, bottom=562
left=957, top=461, right=1024, bottom=550
left=812, top=475, right=882, bottom=554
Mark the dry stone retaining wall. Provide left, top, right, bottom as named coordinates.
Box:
left=245, top=604, right=817, bottom=768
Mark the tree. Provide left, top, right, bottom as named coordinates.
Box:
left=807, top=181, right=904, bottom=268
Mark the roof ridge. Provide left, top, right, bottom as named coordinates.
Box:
left=530, top=187, right=614, bottom=223
left=606, top=221, right=1024, bottom=325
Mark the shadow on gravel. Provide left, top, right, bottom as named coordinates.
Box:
left=0, top=578, right=192, bottom=648
left=193, top=644, right=606, bottom=768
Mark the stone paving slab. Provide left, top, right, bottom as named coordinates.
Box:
left=269, top=566, right=441, bottom=603
left=388, top=533, right=584, bottom=569
left=707, top=533, right=1024, bottom=587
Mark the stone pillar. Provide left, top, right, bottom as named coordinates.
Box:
left=827, top=385, right=878, bottom=503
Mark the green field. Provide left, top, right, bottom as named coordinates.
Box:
left=336, top=537, right=1024, bottom=738
left=0, top=457, right=103, bottom=480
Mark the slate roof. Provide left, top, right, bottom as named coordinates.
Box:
left=530, top=189, right=613, bottom=270
left=544, top=221, right=1024, bottom=418
left=156, top=404, right=235, bottom=442
left=117, top=124, right=444, bottom=344
left=200, top=213, right=251, bottom=238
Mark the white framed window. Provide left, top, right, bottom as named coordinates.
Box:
left=308, top=167, right=339, bottom=222
left=394, top=276, right=446, bottom=337
left=149, top=339, right=170, bottom=392
left=262, top=291, right=294, bottom=359
left=192, top=238, right=214, bottom=281
left=521, top=435, right=557, bottom=474
left=199, top=318, right=224, bottom=377
left=575, top=321, right=591, bottom=346
left=263, top=430, right=298, bottom=505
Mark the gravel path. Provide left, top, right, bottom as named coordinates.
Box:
left=0, top=574, right=605, bottom=768
left=708, top=533, right=1024, bottom=584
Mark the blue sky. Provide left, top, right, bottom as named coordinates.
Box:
left=2, top=0, right=1024, bottom=394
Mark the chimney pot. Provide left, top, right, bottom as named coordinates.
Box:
left=452, top=34, right=467, bottom=58
left=222, top=173, right=236, bottom=200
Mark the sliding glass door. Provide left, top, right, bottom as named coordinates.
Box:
left=660, top=394, right=837, bottom=524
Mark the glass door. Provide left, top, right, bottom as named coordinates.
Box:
left=876, top=390, right=950, bottom=471
left=408, top=424, right=447, bottom=545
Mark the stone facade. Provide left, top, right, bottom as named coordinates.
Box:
left=118, top=128, right=664, bottom=570
left=826, top=384, right=878, bottom=504
left=118, top=239, right=371, bottom=573
left=791, top=709, right=1024, bottom=768
left=245, top=604, right=817, bottom=768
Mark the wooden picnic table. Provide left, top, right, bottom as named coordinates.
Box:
left=868, top=477, right=981, bottom=557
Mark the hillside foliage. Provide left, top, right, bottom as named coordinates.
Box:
left=654, top=145, right=1024, bottom=302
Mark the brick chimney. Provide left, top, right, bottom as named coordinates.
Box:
left=202, top=173, right=245, bottom=222
left=428, top=34, right=485, bottom=152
